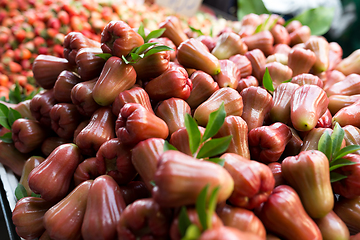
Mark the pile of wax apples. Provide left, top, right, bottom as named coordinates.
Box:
left=0, top=0, right=231, bottom=102
left=4, top=13, right=360, bottom=240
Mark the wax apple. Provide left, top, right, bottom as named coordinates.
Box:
left=256, top=185, right=322, bottom=240
left=115, top=103, right=169, bottom=146
left=221, top=153, right=274, bottom=209
left=152, top=150, right=234, bottom=207
left=248, top=122, right=292, bottom=163
left=281, top=150, right=334, bottom=218
left=28, top=143, right=83, bottom=203
left=100, top=20, right=143, bottom=58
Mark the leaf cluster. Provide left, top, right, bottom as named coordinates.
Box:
left=318, top=122, right=360, bottom=182
left=96, top=24, right=173, bottom=64
left=0, top=82, right=41, bottom=104
left=254, top=14, right=279, bottom=34
left=0, top=102, right=22, bottom=143
left=178, top=185, right=219, bottom=239
left=15, top=183, right=41, bottom=200
left=164, top=102, right=232, bottom=166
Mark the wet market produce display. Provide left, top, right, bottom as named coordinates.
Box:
left=2, top=2, right=360, bottom=240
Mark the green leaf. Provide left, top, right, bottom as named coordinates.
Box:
left=121, top=55, right=131, bottom=65
left=0, top=132, right=12, bottom=143
left=202, top=102, right=226, bottom=142
left=329, top=158, right=357, bottom=171
left=330, top=172, right=348, bottom=183
left=262, top=67, right=275, bottom=92
left=188, top=26, right=204, bottom=36
left=163, top=141, right=178, bottom=152
left=15, top=183, right=28, bottom=200
left=196, top=185, right=208, bottom=231
left=207, top=186, right=219, bottom=229
left=184, top=114, right=201, bottom=155
left=30, top=192, right=41, bottom=198
left=8, top=108, right=22, bottom=127
left=144, top=28, right=166, bottom=42
left=8, top=82, right=22, bottom=104
left=0, top=103, right=10, bottom=130
left=331, top=122, right=345, bottom=158
left=237, top=0, right=269, bottom=21
left=254, top=14, right=272, bottom=34
left=130, top=53, right=141, bottom=61
left=95, top=53, right=112, bottom=61
left=209, top=26, right=213, bottom=38
left=137, top=22, right=146, bottom=40
left=133, top=42, right=158, bottom=54
left=143, top=45, right=174, bottom=57
left=25, top=88, right=41, bottom=101
left=318, top=131, right=332, bottom=161
left=254, top=23, right=263, bottom=34
left=178, top=206, right=192, bottom=238
left=181, top=224, right=201, bottom=240
left=149, top=180, right=156, bottom=187
left=332, top=145, right=360, bottom=161
left=282, top=78, right=292, bottom=83
left=196, top=135, right=232, bottom=159
left=285, top=7, right=335, bottom=36
left=206, top=158, right=225, bottom=167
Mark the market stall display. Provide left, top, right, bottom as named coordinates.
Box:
left=1, top=0, right=360, bottom=239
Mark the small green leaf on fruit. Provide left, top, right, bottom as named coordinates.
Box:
left=0, top=132, right=13, bottom=143
left=15, top=183, right=27, bottom=200
left=8, top=82, right=22, bottom=104
left=196, top=184, right=208, bottom=231
left=178, top=206, right=192, bottom=237
left=130, top=53, right=141, bottom=61
left=30, top=192, right=41, bottom=198
left=144, top=45, right=174, bottom=57
left=0, top=103, right=10, bottom=130
left=197, top=135, right=232, bottom=159
left=137, top=22, right=146, bottom=40
left=332, top=145, right=360, bottom=161
left=163, top=141, right=178, bottom=152
left=330, top=172, right=348, bottom=183
left=283, top=78, right=292, bottom=83
left=206, top=158, right=225, bottom=167
left=263, top=67, right=275, bottom=92
left=318, top=131, right=332, bottom=161
left=202, top=102, right=226, bottom=142
left=8, top=108, right=22, bottom=127
left=95, top=53, right=112, bottom=61
left=145, top=28, right=166, bottom=42
left=254, top=14, right=272, bottom=33
left=149, top=180, right=156, bottom=187
left=207, top=186, right=219, bottom=229
left=133, top=42, right=158, bottom=54
left=122, top=55, right=131, bottom=65
left=331, top=122, right=345, bottom=158
left=184, top=114, right=201, bottom=155
left=329, top=158, right=357, bottom=171
left=189, top=26, right=204, bottom=36
left=181, top=224, right=201, bottom=240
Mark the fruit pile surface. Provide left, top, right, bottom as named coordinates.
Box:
left=2, top=4, right=360, bottom=240
left=0, top=0, right=231, bottom=101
